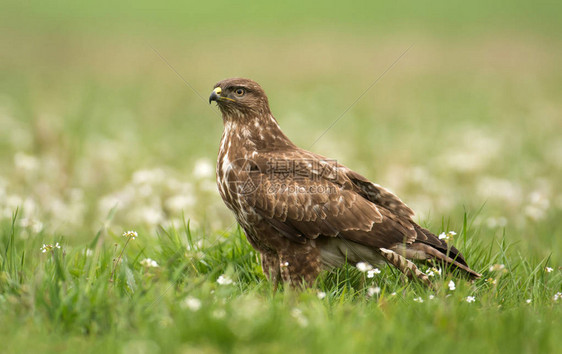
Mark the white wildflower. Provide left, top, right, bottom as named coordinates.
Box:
left=5, top=195, right=23, bottom=211
left=367, top=287, right=381, bottom=297
left=486, top=216, right=508, bottom=229
left=14, top=152, right=39, bottom=172
left=426, top=267, right=441, bottom=277
left=139, top=207, right=164, bottom=226
left=165, top=195, right=196, bottom=213
left=448, top=280, right=456, bottom=291
left=465, top=296, right=476, bottom=303
left=217, top=274, right=233, bottom=285
left=140, top=258, right=159, bottom=268
left=477, top=177, right=522, bottom=206
left=181, top=296, right=201, bottom=311
left=441, top=130, right=500, bottom=173
left=212, top=309, right=226, bottom=319
left=391, top=292, right=397, bottom=296
left=123, top=230, right=138, bottom=240
left=526, top=299, right=532, bottom=304
left=20, top=217, right=43, bottom=233
left=545, top=267, right=553, bottom=273
left=525, top=205, right=546, bottom=221
left=132, top=168, right=165, bottom=185
left=280, top=261, right=289, bottom=267
left=356, top=262, right=373, bottom=272
left=489, top=264, right=506, bottom=272
left=429, top=295, right=435, bottom=300
left=186, top=240, right=204, bottom=251
left=290, top=308, right=308, bottom=327
left=554, top=292, right=562, bottom=301
left=317, top=291, right=326, bottom=300
left=525, top=192, right=550, bottom=221
left=413, top=297, right=424, bottom=303
left=367, top=268, right=381, bottom=278
left=193, top=158, right=214, bottom=179
left=486, top=278, right=497, bottom=285
left=40, top=243, right=61, bottom=253
left=438, top=231, right=456, bottom=242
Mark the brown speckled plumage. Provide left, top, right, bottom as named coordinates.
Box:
left=210, top=77, right=480, bottom=288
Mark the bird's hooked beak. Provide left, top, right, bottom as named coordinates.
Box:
left=209, top=87, right=236, bottom=104
left=209, top=87, right=221, bottom=104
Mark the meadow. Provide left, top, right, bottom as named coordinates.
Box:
left=1, top=1, right=561, bottom=353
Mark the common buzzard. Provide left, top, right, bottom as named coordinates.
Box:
left=210, top=77, right=481, bottom=288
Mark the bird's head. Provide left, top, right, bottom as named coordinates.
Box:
left=209, top=78, right=271, bottom=119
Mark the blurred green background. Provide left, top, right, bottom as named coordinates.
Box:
left=1, top=0, right=561, bottom=261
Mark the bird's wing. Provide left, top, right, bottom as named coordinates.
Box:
left=343, top=168, right=416, bottom=220
left=341, top=167, right=472, bottom=267
left=240, top=150, right=417, bottom=249
left=343, top=168, right=459, bottom=250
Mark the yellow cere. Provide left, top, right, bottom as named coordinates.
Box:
left=213, top=87, right=222, bottom=95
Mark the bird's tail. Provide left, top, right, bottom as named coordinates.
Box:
left=401, top=224, right=482, bottom=278
left=407, top=242, right=481, bottom=278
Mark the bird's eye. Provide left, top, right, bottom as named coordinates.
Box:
left=234, top=88, right=245, bottom=96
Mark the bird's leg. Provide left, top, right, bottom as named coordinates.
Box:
left=278, top=248, right=322, bottom=289
left=378, top=248, right=434, bottom=289
left=261, top=252, right=281, bottom=291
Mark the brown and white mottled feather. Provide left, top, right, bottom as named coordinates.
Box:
left=211, top=77, right=481, bottom=288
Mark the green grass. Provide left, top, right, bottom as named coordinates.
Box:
left=1, top=1, right=562, bottom=353
left=1, top=211, right=561, bottom=353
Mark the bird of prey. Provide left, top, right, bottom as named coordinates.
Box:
left=209, top=77, right=481, bottom=288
